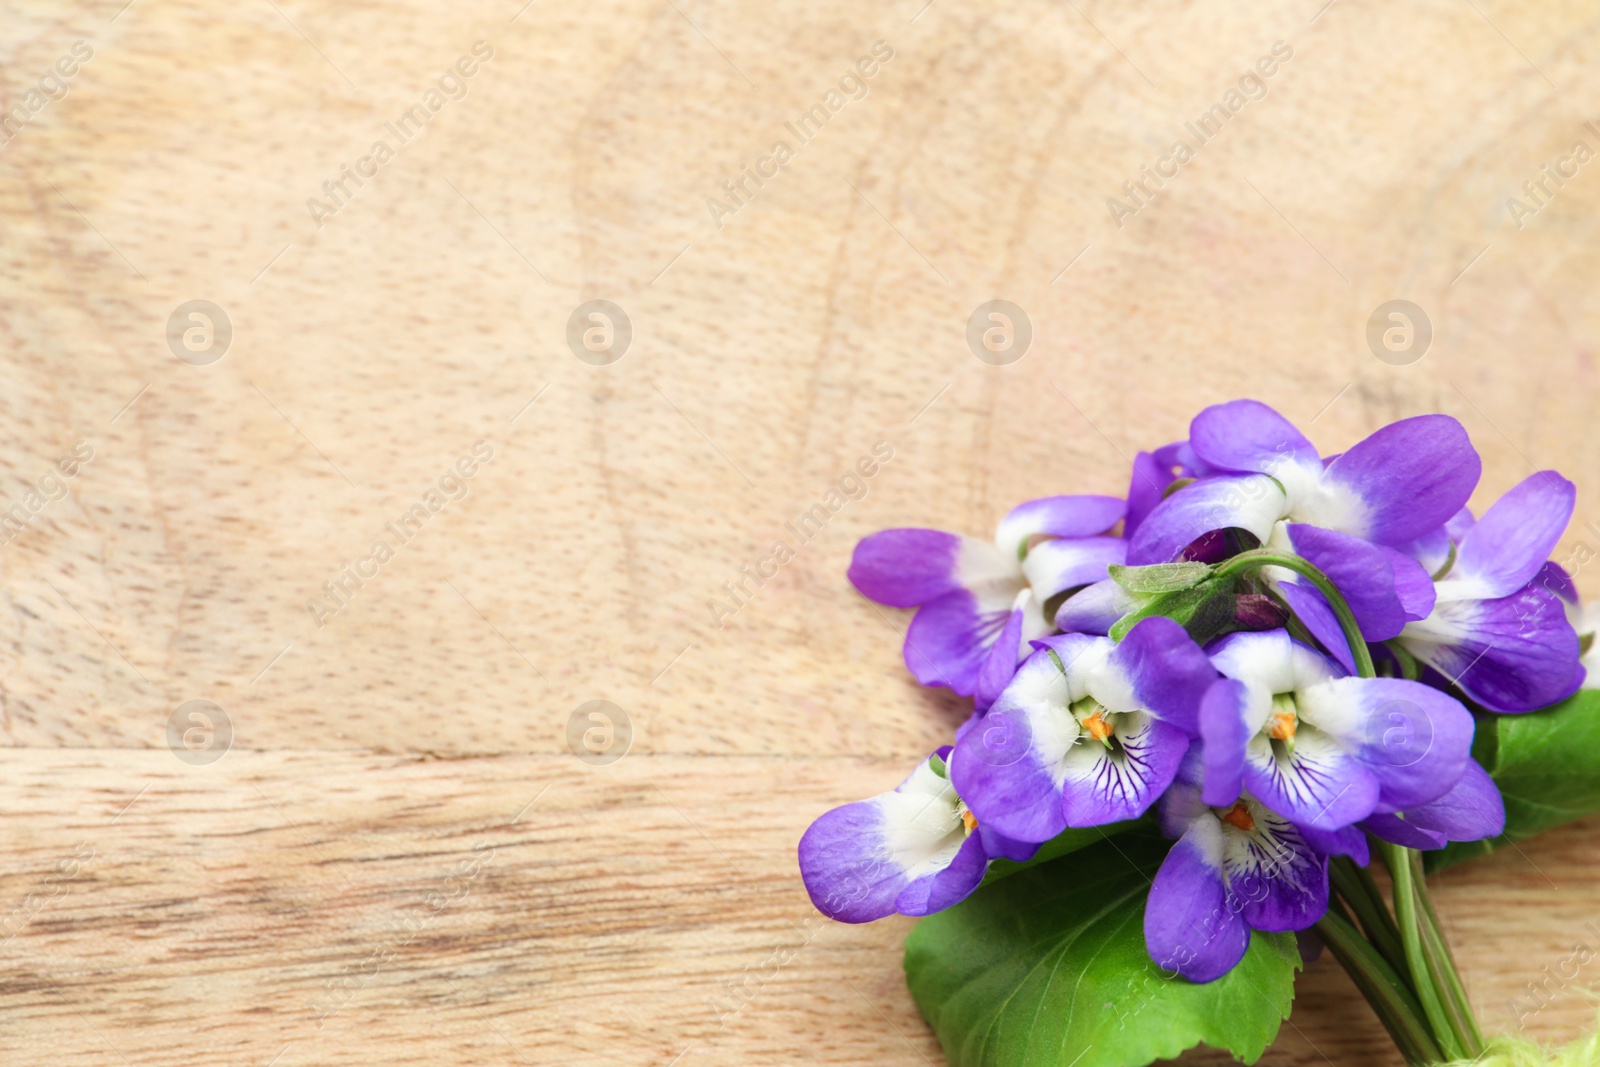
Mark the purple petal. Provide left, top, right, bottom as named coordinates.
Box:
left=978, top=824, right=1042, bottom=863
left=1271, top=544, right=1432, bottom=675
left=1127, top=474, right=1286, bottom=565
left=1156, top=439, right=1215, bottom=479
left=799, top=757, right=983, bottom=922
left=1189, top=399, right=1321, bottom=476
left=1402, top=524, right=1454, bottom=578
left=952, top=652, right=1079, bottom=843
left=1535, top=561, right=1579, bottom=607
left=896, top=833, right=989, bottom=916
left=904, top=588, right=1014, bottom=695
left=1448, top=472, right=1576, bottom=599
left=1294, top=822, right=1370, bottom=866
left=974, top=602, right=1028, bottom=711
left=1227, top=807, right=1330, bottom=932
left=1285, top=523, right=1432, bottom=640
left=1387, top=546, right=1439, bottom=621
left=1276, top=579, right=1365, bottom=675
left=1360, top=813, right=1447, bottom=851
left=1097, top=616, right=1218, bottom=735
left=1446, top=507, right=1476, bottom=542
left=1315, top=415, right=1481, bottom=546
left=1404, top=757, right=1505, bottom=841
left=1021, top=536, right=1127, bottom=600
left=1297, top=677, right=1474, bottom=812
left=799, top=799, right=909, bottom=922
left=1402, top=584, right=1584, bottom=713
left=1059, top=714, right=1190, bottom=826
left=1127, top=451, right=1179, bottom=539
left=995, top=495, right=1125, bottom=558
left=1198, top=679, right=1258, bottom=807
left=1054, top=578, right=1138, bottom=635
left=1182, top=529, right=1242, bottom=564
left=1241, top=727, right=1380, bottom=830
left=1029, top=631, right=1111, bottom=667
left=1158, top=775, right=1207, bottom=834
left=1145, top=817, right=1250, bottom=982
left=849, top=529, right=963, bottom=608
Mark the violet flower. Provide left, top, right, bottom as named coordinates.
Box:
left=848, top=495, right=1126, bottom=706
left=1145, top=773, right=1330, bottom=983
left=798, top=747, right=1036, bottom=922
left=1124, top=401, right=1475, bottom=665
left=1397, top=472, right=1586, bottom=712
left=1128, top=400, right=1481, bottom=568
left=950, top=617, right=1214, bottom=842
left=1197, top=629, right=1475, bottom=830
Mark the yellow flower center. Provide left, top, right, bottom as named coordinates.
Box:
left=1082, top=710, right=1114, bottom=743
left=1221, top=801, right=1255, bottom=832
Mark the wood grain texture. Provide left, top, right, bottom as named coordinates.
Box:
left=1, top=0, right=1598, bottom=1062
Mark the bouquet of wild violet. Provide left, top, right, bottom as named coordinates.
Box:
left=800, top=400, right=1600, bottom=1066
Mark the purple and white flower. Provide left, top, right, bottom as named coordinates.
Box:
left=1145, top=776, right=1329, bottom=983
left=1397, top=472, right=1586, bottom=712
left=1128, top=400, right=1480, bottom=569
left=951, top=617, right=1215, bottom=842
left=1198, top=629, right=1476, bottom=830
left=849, top=495, right=1126, bottom=704
left=799, top=748, right=1035, bottom=923
left=1527, top=562, right=1600, bottom=693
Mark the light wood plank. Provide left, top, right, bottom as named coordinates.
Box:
left=2, top=0, right=1599, bottom=1063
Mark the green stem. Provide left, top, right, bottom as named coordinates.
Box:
left=1214, top=549, right=1490, bottom=1064
left=1382, top=842, right=1468, bottom=1061
left=1329, top=856, right=1408, bottom=979
left=1383, top=639, right=1421, bottom=681
left=1203, top=549, right=1493, bottom=1063
left=1314, top=911, right=1443, bottom=1066
left=1409, top=849, right=1486, bottom=1055
left=1211, top=550, right=1375, bottom=677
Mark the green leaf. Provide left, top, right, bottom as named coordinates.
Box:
left=905, top=835, right=1301, bottom=1067
left=1108, top=561, right=1213, bottom=594
left=1429, top=690, right=1600, bottom=872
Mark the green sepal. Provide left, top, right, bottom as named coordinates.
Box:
left=1109, top=575, right=1237, bottom=644
left=1108, top=561, right=1213, bottom=594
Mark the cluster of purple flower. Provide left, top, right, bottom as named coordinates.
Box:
left=800, top=400, right=1590, bottom=982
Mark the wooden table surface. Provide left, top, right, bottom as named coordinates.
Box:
left=3, top=1, right=1599, bottom=1063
